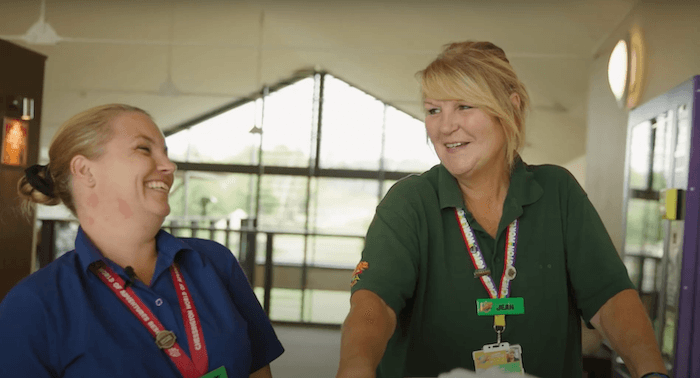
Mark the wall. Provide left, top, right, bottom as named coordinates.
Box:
left=0, top=40, right=45, bottom=300
left=563, top=154, right=587, bottom=189
left=585, top=0, right=700, bottom=252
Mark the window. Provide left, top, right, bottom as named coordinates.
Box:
left=165, top=71, right=439, bottom=323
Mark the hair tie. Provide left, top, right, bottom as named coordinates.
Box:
left=24, top=164, right=55, bottom=198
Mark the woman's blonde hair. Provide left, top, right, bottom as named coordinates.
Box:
left=17, top=104, right=150, bottom=216
left=418, top=41, right=530, bottom=169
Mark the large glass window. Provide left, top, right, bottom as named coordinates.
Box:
left=168, top=102, right=258, bottom=165
left=309, top=177, right=379, bottom=236
left=261, top=78, right=315, bottom=167
left=258, top=175, right=310, bottom=232
left=319, top=75, right=385, bottom=170
left=384, top=105, right=437, bottom=172
left=164, top=71, right=439, bottom=324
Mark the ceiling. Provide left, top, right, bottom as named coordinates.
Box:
left=0, top=0, right=638, bottom=166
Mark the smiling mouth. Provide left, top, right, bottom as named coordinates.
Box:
left=445, top=142, right=468, bottom=148
left=146, top=181, right=171, bottom=193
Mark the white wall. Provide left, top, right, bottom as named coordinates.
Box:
left=585, top=0, right=700, bottom=251
left=563, top=154, right=586, bottom=188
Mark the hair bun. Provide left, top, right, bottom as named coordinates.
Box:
left=24, top=164, right=55, bottom=198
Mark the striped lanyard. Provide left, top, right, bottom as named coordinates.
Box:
left=90, top=261, right=209, bottom=378
left=456, top=208, right=520, bottom=343
left=455, top=208, right=519, bottom=299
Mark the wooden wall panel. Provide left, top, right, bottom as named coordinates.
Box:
left=0, top=39, right=46, bottom=301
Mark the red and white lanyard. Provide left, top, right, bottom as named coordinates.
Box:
left=455, top=208, right=519, bottom=299
left=90, top=261, right=209, bottom=378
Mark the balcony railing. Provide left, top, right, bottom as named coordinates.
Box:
left=37, top=217, right=363, bottom=327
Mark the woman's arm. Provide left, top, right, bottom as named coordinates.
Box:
left=590, top=288, right=667, bottom=378
left=336, top=290, right=397, bottom=378
left=250, top=364, right=272, bottom=378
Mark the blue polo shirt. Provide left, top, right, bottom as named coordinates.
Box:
left=0, top=228, right=284, bottom=377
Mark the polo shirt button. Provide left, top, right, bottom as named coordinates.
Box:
left=155, top=298, right=163, bottom=306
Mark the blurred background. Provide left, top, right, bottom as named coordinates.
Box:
left=1, top=1, right=700, bottom=377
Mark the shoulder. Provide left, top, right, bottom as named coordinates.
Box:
left=526, top=163, right=577, bottom=183
left=176, top=238, right=238, bottom=277
left=3, top=251, right=82, bottom=303
left=381, top=164, right=442, bottom=209
left=524, top=162, right=585, bottom=196
left=178, top=237, right=231, bottom=253
left=0, top=251, right=82, bottom=326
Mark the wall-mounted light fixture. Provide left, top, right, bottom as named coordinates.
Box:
left=1, top=117, right=29, bottom=167
left=607, top=25, right=645, bottom=109
left=22, top=98, right=34, bottom=120
left=6, top=96, right=35, bottom=120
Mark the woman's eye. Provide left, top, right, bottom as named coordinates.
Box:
left=427, top=108, right=440, bottom=115
left=459, top=105, right=472, bottom=110
left=138, top=146, right=151, bottom=153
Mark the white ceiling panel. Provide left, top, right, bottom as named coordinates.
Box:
left=0, top=0, right=639, bottom=166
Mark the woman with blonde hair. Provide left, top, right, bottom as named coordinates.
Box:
left=336, top=42, right=667, bottom=378
left=0, top=104, right=284, bottom=378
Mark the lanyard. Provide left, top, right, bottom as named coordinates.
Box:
left=455, top=208, right=519, bottom=299
left=90, top=261, right=209, bottom=378
left=455, top=208, right=519, bottom=342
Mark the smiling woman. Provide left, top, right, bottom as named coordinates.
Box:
left=338, top=41, right=666, bottom=378
left=2, top=104, right=284, bottom=378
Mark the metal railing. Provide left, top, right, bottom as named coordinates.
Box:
left=37, top=218, right=363, bottom=325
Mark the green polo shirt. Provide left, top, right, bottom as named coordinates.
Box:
left=351, top=159, right=634, bottom=378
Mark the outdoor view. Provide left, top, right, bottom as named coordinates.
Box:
left=622, top=105, right=691, bottom=364
left=164, top=73, right=439, bottom=324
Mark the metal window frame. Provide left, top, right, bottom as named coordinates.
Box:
left=164, top=70, right=426, bottom=324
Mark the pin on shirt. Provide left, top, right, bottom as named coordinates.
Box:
left=505, top=266, right=517, bottom=281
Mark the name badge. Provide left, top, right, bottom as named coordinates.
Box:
left=476, top=298, right=525, bottom=316
left=472, top=342, right=525, bottom=374
left=199, top=366, right=228, bottom=378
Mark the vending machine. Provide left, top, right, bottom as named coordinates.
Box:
left=617, top=76, right=700, bottom=377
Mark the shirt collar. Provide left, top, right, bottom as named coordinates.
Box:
left=437, top=157, right=544, bottom=219
left=75, top=227, right=195, bottom=274
left=500, top=157, right=544, bottom=227
left=437, top=165, right=464, bottom=210
left=75, top=227, right=105, bottom=272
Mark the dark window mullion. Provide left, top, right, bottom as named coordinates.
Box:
left=646, top=120, right=657, bottom=191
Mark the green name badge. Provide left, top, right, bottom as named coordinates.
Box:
left=476, top=298, right=525, bottom=316
left=199, top=366, right=228, bottom=378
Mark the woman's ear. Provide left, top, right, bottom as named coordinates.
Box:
left=510, top=93, right=521, bottom=109
left=70, top=155, right=95, bottom=188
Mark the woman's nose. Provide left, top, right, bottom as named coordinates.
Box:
left=160, top=155, right=177, bottom=174
left=439, top=110, right=459, bottom=134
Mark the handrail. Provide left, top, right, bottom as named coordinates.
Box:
left=38, top=218, right=361, bottom=325
left=166, top=224, right=364, bottom=239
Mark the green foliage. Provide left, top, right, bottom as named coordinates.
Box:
left=628, top=169, right=667, bottom=191
left=625, top=198, right=663, bottom=250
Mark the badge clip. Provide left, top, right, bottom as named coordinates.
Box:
left=494, top=315, right=506, bottom=344
left=155, top=330, right=177, bottom=349
left=473, top=268, right=491, bottom=278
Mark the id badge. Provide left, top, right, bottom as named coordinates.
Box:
left=472, top=343, right=525, bottom=375
left=199, top=366, right=228, bottom=378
